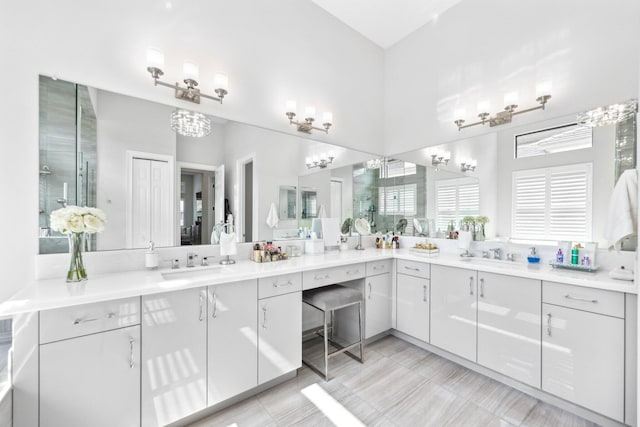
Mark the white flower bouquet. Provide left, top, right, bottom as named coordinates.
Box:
left=50, top=206, right=107, bottom=282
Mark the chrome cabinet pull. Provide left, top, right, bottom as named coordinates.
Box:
left=129, top=337, right=135, bottom=368
left=564, top=294, right=598, bottom=303
left=546, top=313, right=552, bottom=336
left=480, top=278, right=485, bottom=298
left=368, top=282, right=372, bottom=299
left=404, top=266, right=420, bottom=272
left=73, top=317, right=98, bottom=325
left=273, top=280, right=293, bottom=288
left=469, top=276, right=474, bottom=296
left=423, top=284, right=427, bottom=302
left=346, top=270, right=359, bottom=275
left=212, top=293, right=218, bottom=319
left=199, top=291, right=204, bottom=321
left=315, top=273, right=330, bottom=280
left=262, top=305, right=267, bottom=329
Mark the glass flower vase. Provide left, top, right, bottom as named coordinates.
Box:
left=67, top=233, right=88, bottom=282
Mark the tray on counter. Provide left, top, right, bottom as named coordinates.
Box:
left=549, top=261, right=599, bottom=273
left=409, top=248, right=440, bottom=256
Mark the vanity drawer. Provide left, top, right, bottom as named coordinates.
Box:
left=303, top=263, right=365, bottom=290
left=543, top=281, right=624, bottom=318
left=397, top=259, right=430, bottom=279
left=40, top=296, right=141, bottom=344
left=258, top=272, right=302, bottom=299
left=366, top=259, right=393, bottom=276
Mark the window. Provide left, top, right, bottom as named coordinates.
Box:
left=435, top=178, right=480, bottom=231
left=378, top=184, right=417, bottom=216
left=0, top=318, right=11, bottom=391
left=515, top=123, right=592, bottom=158
left=383, top=161, right=416, bottom=178
left=512, top=163, right=592, bottom=242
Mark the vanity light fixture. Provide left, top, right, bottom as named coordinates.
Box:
left=454, top=82, right=553, bottom=131
left=576, top=99, right=638, bottom=127
left=306, top=152, right=335, bottom=169
left=460, top=159, right=477, bottom=172
left=146, top=47, right=229, bottom=104
left=170, top=109, right=212, bottom=138
left=285, top=101, right=333, bottom=134
left=431, top=150, right=451, bottom=168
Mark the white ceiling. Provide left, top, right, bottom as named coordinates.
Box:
left=311, top=0, right=463, bottom=49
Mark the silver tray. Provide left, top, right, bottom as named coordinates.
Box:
left=549, top=261, right=599, bottom=273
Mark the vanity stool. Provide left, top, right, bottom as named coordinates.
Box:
left=302, top=284, right=364, bottom=381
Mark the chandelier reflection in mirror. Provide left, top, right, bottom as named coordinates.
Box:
left=366, top=159, right=383, bottom=169
left=306, top=152, right=335, bottom=169
left=285, top=101, right=333, bottom=134
left=146, top=47, right=229, bottom=104
left=170, top=109, right=212, bottom=138
left=577, top=99, right=638, bottom=127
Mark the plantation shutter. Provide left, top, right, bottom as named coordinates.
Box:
left=435, top=178, right=480, bottom=232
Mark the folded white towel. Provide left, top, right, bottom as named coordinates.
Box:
left=317, top=204, right=327, bottom=219
left=266, top=202, right=279, bottom=229
left=321, top=218, right=341, bottom=246
left=604, top=169, right=638, bottom=251
left=219, top=231, right=237, bottom=256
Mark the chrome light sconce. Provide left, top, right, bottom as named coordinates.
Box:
left=431, top=150, right=451, bottom=168
left=285, top=101, right=333, bottom=134
left=306, top=152, right=335, bottom=169
left=577, top=99, right=638, bottom=127
left=460, top=159, right=477, bottom=172
left=454, top=82, right=552, bottom=131
left=146, top=48, right=229, bottom=104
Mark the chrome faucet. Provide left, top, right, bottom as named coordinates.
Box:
left=187, top=252, right=198, bottom=268
left=491, top=248, right=503, bottom=260
left=201, top=256, right=210, bottom=266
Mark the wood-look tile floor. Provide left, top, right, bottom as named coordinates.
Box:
left=189, top=335, right=599, bottom=427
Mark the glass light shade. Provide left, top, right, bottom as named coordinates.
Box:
left=305, top=157, right=312, bottom=165
left=170, top=109, right=212, bottom=138
left=322, top=112, right=333, bottom=124
left=454, top=108, right=466, bottom=119
left=146, top=48, right=164, bottom=69
left=305, top=106, right=316, bottom=119
left=470, top=159, right=477, bottom=167
left=577, top=99, right=638, bottom=127
left=312, top=155, right=319, bottom=163
left=477, top=100, right=491, bottom=114
left=285, top=100, right=297, bottom=113
left=214, top=73, right=228, bottom=90
left=327, top=150, right=335, bottom=158
left=536, top=81, right=553, bottom=97
left=183, top=62, right=199, bottom=81
left=504, top=91, right=519, bottom=106
left=444, top=151, right=451, bottom=160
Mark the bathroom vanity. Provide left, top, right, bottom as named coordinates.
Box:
left=3, top=249, right=636, bottom=427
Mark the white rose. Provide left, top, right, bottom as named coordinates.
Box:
left=84, top=214, right=105, bottom=234
left=50, top=208, right=70, bottom=233
left=67, top=214, right=85, bottom=233
left=86, top=207, right=107, bottom=222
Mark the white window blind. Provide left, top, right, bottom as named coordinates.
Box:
left=378, top=184, right=417, bottom=216
left=435, top=178, right=480, bottom=231
left=512, top=163, right=592, bottom=241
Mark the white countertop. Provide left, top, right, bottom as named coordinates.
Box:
left=0, top=249, right=635, bottom=316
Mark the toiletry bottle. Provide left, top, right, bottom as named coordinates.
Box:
left=556, top=248, right=564, bottom=263
left=145, top=241, right=159, bottom=269
left=571, top=245, right=579, bottom=265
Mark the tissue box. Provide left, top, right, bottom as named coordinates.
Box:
left=305, top=239, right=325, bottom=255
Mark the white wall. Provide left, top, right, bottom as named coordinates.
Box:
left=0, top=0, right=384, bottom=302
left=176, top=122, right=227, bottom=166
left=384, top=0, right=640, bottom=155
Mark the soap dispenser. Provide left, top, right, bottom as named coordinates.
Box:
left=145, top=241, right=159, bottom=269
left=527, top=247, right=540, bottom=264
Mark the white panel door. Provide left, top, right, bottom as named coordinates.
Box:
left=141, top=288, right=207, bottom=426
left=149, top=159, right=172, bottom=247
left=477, top=272, right=541, bottom=387
left=40, top=326, right=140, bottom=427
left=208, top=279, right=258, bottom=406
left=542, top=303, right=624, bottom=422
left=396, top=273, right=429, bottom=343
left=365, top=272, right=392, bottom=338
left=131, top=158, right=151, bottom=248
left=258, top=292, right=302, bottom=384
left=430, top=265, right=477, bottom=361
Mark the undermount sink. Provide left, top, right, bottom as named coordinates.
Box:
left=161, top=266, right=223, bottom=280
left=460, top=257, right=528, bottom=270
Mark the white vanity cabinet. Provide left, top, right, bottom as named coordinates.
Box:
left=430, top=265, right=477, bottom=361
left=208, top=279, right=258, bottom=405
left=141, top=288, right=208, bottom=426
left=396, top=260, right=430, bottom=343
left=476, top=272, right=541, bottom=387
left=39, top=298, right=142, bottom=427
left=258, top=274, right=302, bottom=384
left=365, top=261, right=392, bottom=339
left=542, top=281, right=625, bottom=422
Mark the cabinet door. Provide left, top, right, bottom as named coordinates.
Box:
left=542, top=303, right=624, bottom=422
left=209, top=279, right=258, bottom=406
left=365, top=272, right=392, bottom=338
left=396, top=273, right=429, bottom=343
left=430, top=265, right=477, bottom=361
left=40, top=325, right=140, bottom=427
left=258, top=291, right=302, bottom=384
left=141, top=288, right=207, bottom=426
left=477, top=272, right=541, bottom=387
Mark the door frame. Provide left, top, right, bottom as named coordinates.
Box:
left=236, top=153, right=257, bottom=243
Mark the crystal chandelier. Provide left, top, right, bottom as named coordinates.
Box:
left=366, top=159, right=382, bottom=169
left=577, top=99, right=637, bottom=127
left=170, top=109, right=212, bottom=138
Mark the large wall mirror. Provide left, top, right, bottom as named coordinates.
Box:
left=38, top=75, right=379, bottom=254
